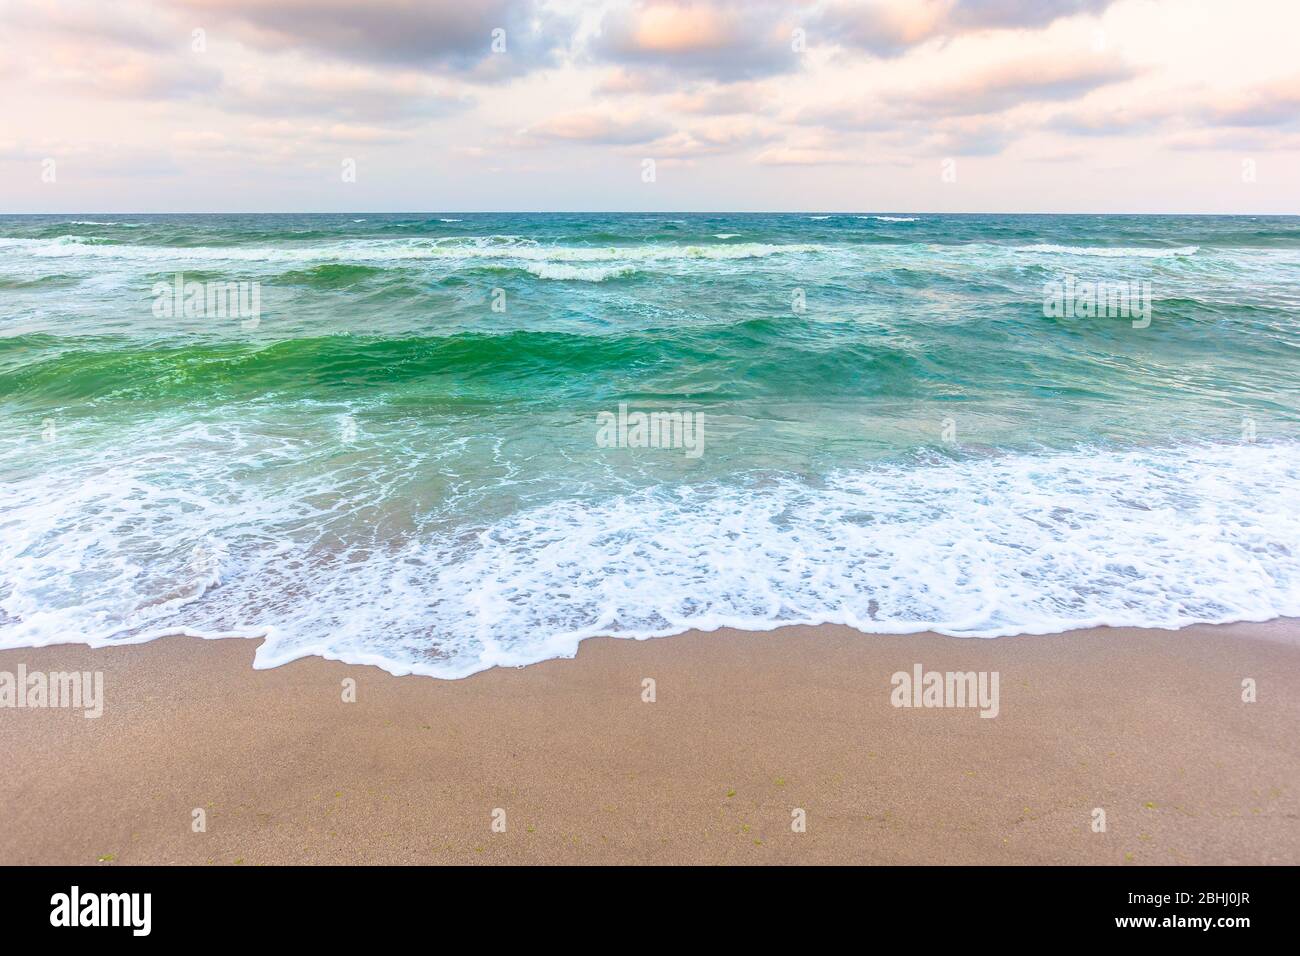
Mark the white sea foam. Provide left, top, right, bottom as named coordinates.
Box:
left=524, top=262, right=638, bottom=281
left=869, top=216, right=919, bottom=222
left=1015, top=243, right=1199, bottom=258
left=0, top=236, right=829, bottom=267
left=1, top=439, right=1296, bottom=678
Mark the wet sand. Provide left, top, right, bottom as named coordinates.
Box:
left=1, top=620, right=1297, bottom=865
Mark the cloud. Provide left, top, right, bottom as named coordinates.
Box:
left=926, top=117, right=1013, bottom=155
left=7, top=0, right=1300, bottom=212
left=668, top=82, right=767, bottom=115
left=593, top=70, right=771, bottom=119
left=523, top=110, right=671, bottom=145
left=821, top=0, right=1117, bottom=57
left=32, top=47, right=222, bottom=100
left=1200, top=74, right=1300, bottom=127
left=219, top=67, right=468, bottom=123
left=751, top=127, right=887, bottom=166
left=894, top=54, right=1133, bottom=117
left=594, top=68, right=664, bottom=95
left=174, top=0, right=568, bottom=78
left=1047, top=74, right=1300, bottom=141
left=2, top=1, right=222, bottom=101
left=246, top=120, right=414, bottom=145
left=3, top=0, right=177, bottom=52
left=799, top=51, right=1132, bottom=162
left=638, top=118, right=774, bottom=157
left=593, top=1, right=803, bottom=80
left=1047, top=104, right=1167, bottom=136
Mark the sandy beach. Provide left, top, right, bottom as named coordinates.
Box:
left=1, top=621, right=1296, bottom=865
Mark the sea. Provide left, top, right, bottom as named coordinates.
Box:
left=1, top=212, right=1297, bottom=676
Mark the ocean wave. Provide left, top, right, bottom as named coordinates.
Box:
left=1015, top=243, right=1200, bottom=258
left=0, top=273, right=80, bottom=290
left=0, top=235, right=830, bottom=266
left=14, top=234, right=120, bottom=247
left=0, top=318, right=913, bottom=402
left=1, top=440, right=1295, bottom=677
left=868, top=216, right=919, bottom=222
left=277, top=262, right=389, bottom=288
left=523, top=262, right=638, bottom=281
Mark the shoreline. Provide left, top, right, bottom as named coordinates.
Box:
left=2, top=620, right=1297, bottom=865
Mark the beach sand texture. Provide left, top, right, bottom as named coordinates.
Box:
left=1, top=621, right=1296, bottom=865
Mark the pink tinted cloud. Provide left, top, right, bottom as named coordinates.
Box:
left=594, top=1, right=803, bottom=79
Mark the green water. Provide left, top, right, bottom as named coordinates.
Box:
left=1, top=213, right=1297, bottom=675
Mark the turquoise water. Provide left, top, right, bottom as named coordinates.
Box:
left=1, top=213, right=1297, bottom=675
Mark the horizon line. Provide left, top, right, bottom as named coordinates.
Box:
left=4, top=210, right=1299, bottom=217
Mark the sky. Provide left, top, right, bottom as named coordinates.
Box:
left=2, top=0, right=1298, bottom=213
